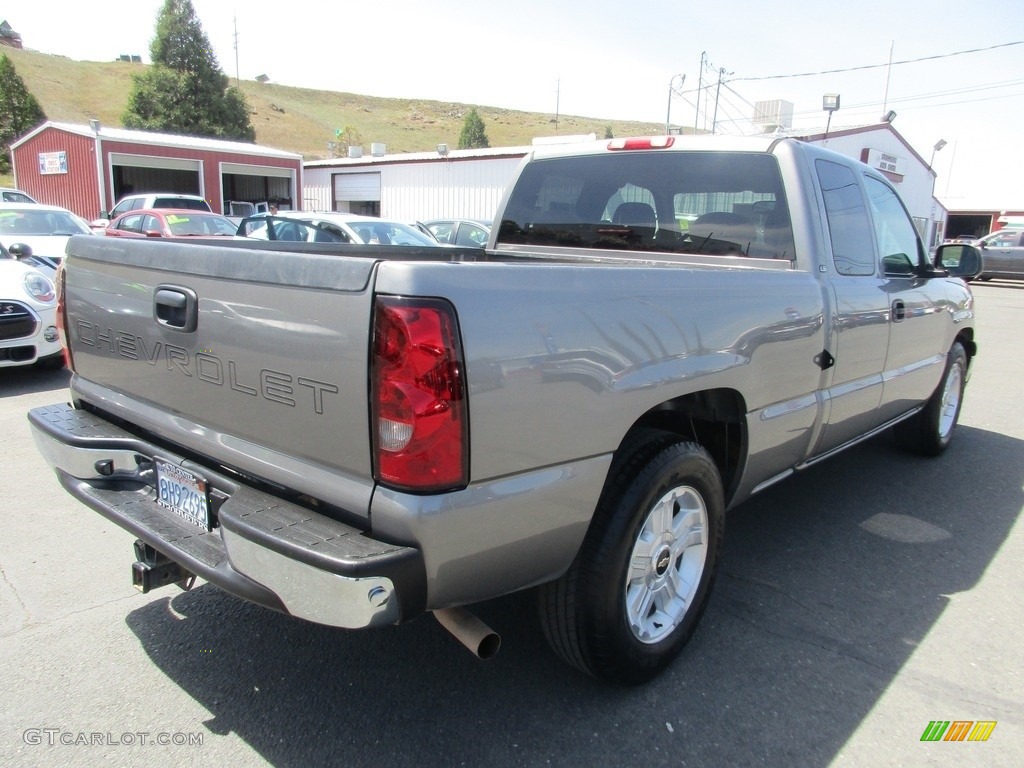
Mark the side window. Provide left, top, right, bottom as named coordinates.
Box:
left=816, top=159, right=876, bottom=276
left=428, top=223, right=454, bottom=244
left=120, top=214, right=144, bottom=233
left=455, top=224, right=488, bottom=247
left=864, top=176, right=923, bottom=274
left=109, top=200, right=133, bottom=218
left=987, top=231, right=1020, bottom=248
left=314, top=223, right=349, bottom=243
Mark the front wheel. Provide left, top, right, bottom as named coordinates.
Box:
left=539, top=436, right=724, bottom=684
left=894, top=341, right=968, bottom=456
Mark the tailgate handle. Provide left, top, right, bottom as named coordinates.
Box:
left=154, top=286, right=198, bottom=332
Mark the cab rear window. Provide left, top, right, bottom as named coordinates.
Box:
left=497, top=151, right=794, bottom=260
left=153, top=198, right=211, bottom=211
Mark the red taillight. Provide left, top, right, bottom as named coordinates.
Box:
left=607, top=136, right=675, bottom=151
left=371, top=296, right=467, bottom=492
left=55, top=262, right=74, bottom=370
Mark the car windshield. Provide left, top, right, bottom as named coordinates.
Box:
left=153, top=198, right=210, bottom=211
left=351, top=221, right=437, bottom=246
left=164, top=213, right=238, bottom=236
left=0, top=209, right=92, bottom=236
left=1, top=190, right=35, bottom=203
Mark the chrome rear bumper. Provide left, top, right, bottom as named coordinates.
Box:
left=29, top=403, right=425, bottom=628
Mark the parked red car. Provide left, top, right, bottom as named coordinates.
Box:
left=104, top=208, right=238, bottom=239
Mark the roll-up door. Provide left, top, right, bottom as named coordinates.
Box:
left=333, top=172, right=381, bottom=202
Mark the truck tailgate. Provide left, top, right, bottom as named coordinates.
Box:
left=63, top=236, right=379, bottom=517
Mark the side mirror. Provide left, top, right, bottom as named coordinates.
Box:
left=935, top=243, right=983, bottom=281
left=7, top=242, right=33, bottom=259
left=144, top=230, right=163, bottom=238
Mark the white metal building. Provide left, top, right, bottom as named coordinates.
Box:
left=787, top=122, right=947, bottom=247
left=301, top=125, right=945, bottom=244
left=303, top=145, right=529, bottom=221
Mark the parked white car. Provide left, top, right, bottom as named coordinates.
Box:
left=0, top=250, right=62, bottom=368
left=237, top=211, right=440, bottom=246
left=0, top=202, right=94, bottom=269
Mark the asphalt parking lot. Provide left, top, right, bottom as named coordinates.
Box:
left=1, top=282, right=1021, bottom=768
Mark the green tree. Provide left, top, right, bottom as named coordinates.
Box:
left=457, top=108, right=489, bottom=149
left=332, top=125, right=363, bottom=157
left=123, top=0, right=254, bottom=142
left=0, top=54, right=46, bottom=174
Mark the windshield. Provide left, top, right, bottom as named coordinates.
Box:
left=0, top=209, right=93, bottom=236
left=350, top=220, right=438, bottom=246
left=1, top=190, right=36, bottom=203
left=164, top=213, right=238, bottom=236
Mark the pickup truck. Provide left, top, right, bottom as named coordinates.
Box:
left=29, top=135, right=982, bottom=684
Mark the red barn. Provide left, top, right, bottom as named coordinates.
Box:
left=11, top=121, right=303, bottom=220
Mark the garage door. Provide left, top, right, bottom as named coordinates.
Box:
left=110, top=153, right=203, bottom=199
left=334, top=172, right=381, bottom=202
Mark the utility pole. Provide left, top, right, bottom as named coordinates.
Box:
left=694, top=51, right=706, bottom=133
left=881, top=40, right=894, bottom=115
left=665, top=74, right=685, bottom=134
left=711, top=67, right=731, bottom=134
left=233, top=15, right=240, bottom=86
left=555, top=76, right=560, bottom=132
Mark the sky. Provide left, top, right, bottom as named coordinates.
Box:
left=8, top=0, right=1024, bottom=209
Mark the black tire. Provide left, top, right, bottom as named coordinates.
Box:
left=539, top=434, right=724, bottom=684
left=894, top=341, right=968, bottom=456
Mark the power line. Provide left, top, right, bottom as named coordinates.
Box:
left=680, top=48, right=1024, bottom=133
left=725, top=40, right=1024, bottom=84
left=782, top=79, right=1024, bottom=123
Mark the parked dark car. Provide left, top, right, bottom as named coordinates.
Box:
left=974, top=228, right=1024, bottom=280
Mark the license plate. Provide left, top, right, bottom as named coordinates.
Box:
left=155, top=459, right=210, bottom=530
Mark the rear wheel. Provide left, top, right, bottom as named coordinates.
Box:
left=894, top=341, right=968, bottom=456
left=540, top=434, right=724, bottom=684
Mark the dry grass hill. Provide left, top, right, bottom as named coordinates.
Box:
left=3, top=47, right=667, bottom=187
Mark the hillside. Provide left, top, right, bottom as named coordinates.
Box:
left=3, top=47, right=666, bottom=184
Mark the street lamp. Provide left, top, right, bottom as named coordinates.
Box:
left=929, top=139, right=947, bottom=169
left=666, top=73, right=686, bottom=134
left=822, top=93, right=840, bottom=141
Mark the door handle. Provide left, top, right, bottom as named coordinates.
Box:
left=154, top=286, right=198, bottom=332
left=891, top=299, right=906, bottom=322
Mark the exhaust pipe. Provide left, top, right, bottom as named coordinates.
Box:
left=433, top=607, right=501, bottom=659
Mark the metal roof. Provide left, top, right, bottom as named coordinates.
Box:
left=12, top=121, right=302, bottom=160
left=305, top=144, right=531, bottom=169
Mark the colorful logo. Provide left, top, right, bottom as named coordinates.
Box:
left=920, top=721, right=997, bottom=742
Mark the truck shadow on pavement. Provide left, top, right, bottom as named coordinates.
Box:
left=125, top=425, right=1022, bottom=767
left=0, top=365, right=69, bottom=397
